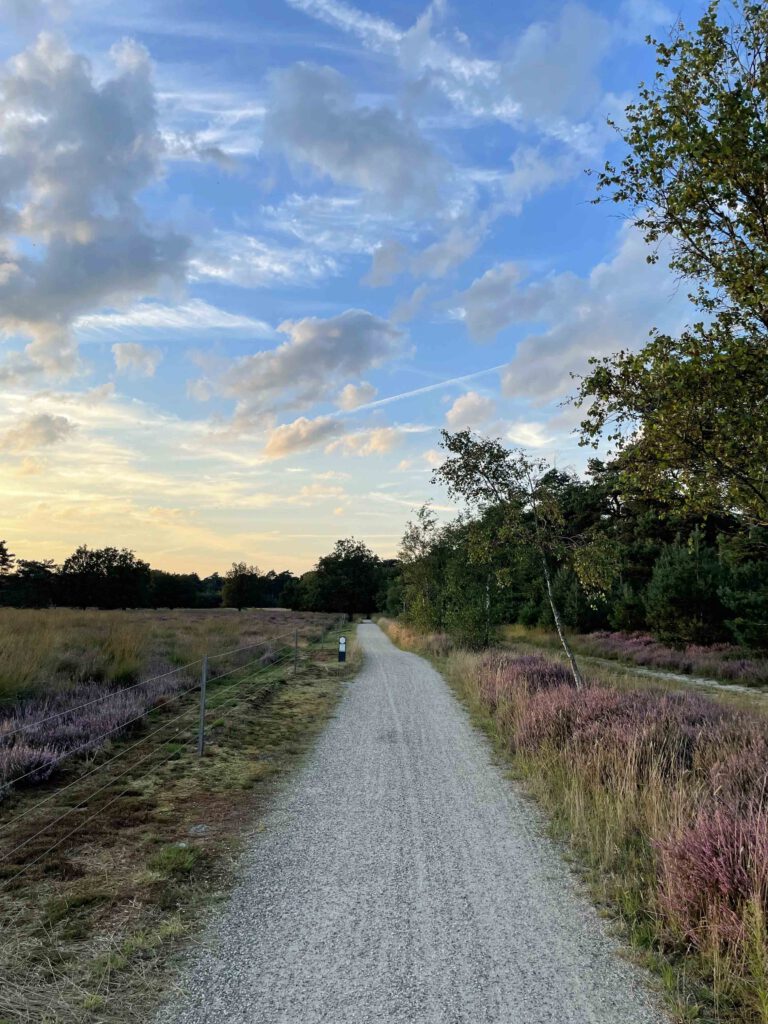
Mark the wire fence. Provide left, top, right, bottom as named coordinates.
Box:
left=0, top=616, right=346, bottom=885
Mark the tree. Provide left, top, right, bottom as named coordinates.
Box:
left=433, top=430, right=609, bottom=687
left=14, top=559, right=56, bottom=608
left=398, top=506, right=447, bottom=633
left=312, top=538, right=382, bottom=620
left=644, top=532, right=726, bottom=645
left=149, top=570, right=200, bottom=609
left=262, top=570, right=298, bottom=608
left=0, top=540, right=13, bottom=576
left=578, top=1, right=768, bottom=523
left=59, top=546, right=150, bottom=608
left=0, top=540, right=14, bottom=604
left=222, top=563, right=262, bottom=611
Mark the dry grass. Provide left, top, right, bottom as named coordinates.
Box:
left=0, top=607, right=333, bottom=702
left=0, top=624, right=360, bottom=1023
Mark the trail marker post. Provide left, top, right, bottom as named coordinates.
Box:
left=197, top=655, right=208, bottom=758
left=338, top=635, right=346, bottom=663
left=294, top=629, right=299, bottom=674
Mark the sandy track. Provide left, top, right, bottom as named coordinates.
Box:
left=158, top=622, right=666, bottom=1024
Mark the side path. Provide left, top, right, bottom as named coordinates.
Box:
left=157, top=622, right=667, bottom=1024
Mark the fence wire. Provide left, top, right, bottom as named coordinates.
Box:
left=0, top=617, right=345, bottom=884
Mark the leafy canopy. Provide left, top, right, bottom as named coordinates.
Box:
left=578, top=1, right=768, bottom=524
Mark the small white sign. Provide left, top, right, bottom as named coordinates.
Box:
left=339, top=636, right=347, bottom=648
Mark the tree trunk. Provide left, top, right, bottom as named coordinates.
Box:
left=541, top=556, right=584, bottom=690
left=484, top=570, right=491, bottom=647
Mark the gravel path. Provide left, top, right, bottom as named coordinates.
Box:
left=158, top=622, right=667, bottom=1024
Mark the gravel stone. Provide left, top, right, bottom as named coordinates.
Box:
left=157, top=622, right=668, bottom=1024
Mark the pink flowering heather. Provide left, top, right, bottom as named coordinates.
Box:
left=582, top=631, right=768, bottom=685
left=656, top=806, right=768, bottom=951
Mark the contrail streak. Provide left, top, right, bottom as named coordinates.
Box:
left=340, top=363, right=508, bottom=416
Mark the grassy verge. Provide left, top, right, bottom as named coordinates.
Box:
left=379, top=617, right=768, bottom=1024
left=0, top=627, right=360, bottom=1023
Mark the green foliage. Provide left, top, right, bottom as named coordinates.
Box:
left=719, top=532, right=768, bottom=649
left=14, top=559, right=56, bottom=608
left=313, top=538, right=382, bottom=618
left=644, top=532, right=726, bottom=645
left=579, top=1, right=768, bottom=524
left=149, top=570, right=200, bottom=609
left=282, top=538, right=385, bottom=617
left=149, top=844, right=201, bottom=876
left=222, top=562, right=262, bottom=611
left=59, top=545, right=151, bottom=609
left=0, top=541, right=13, bottom=576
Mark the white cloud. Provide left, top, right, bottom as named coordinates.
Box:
left=190, top=231, right=338, bottom=288
left=445, top=391, right=496, bottom=430
left=264, top=193, right=385, bottom=257
left=500, top=227, right=691, bottom=403
left=0, top=34, right=189, bottom=378
left=77, top=299, right=274, bottom=339
left=224, top=309, right=404, bottom=423
left=365, top=221, right=485, bottom=293
left=326, top=425, right=403, bottom=456
left=391, top=283, right=431, bottom=324
left=363, top=240, right=409, bottom=287
left=501, top=4, right=612, bottom=122
left=455, top=263, right=525, bottom=341
left=335, top=381, right=377, bottom=411
left=264, top=62, right=447, bottom=213
left=506, top=421, right=555, bottom=448
left=284, top=0, right=402, bottom=54
left=0, top=0, right=67, bottom=26
left=263, top=414, right=345, bottom=458
left=112, top=342, right=163, bottom=378
left=411, top=222, right=485, bottom=279
left=2, top=411, right=75, bottom=451
left=289, top=0, right=616, bottom=138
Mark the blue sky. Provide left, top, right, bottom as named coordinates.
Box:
left=0, top=0, right=701, bottom=573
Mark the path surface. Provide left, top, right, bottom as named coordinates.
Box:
left=158, top=623, right=666, bottom=1024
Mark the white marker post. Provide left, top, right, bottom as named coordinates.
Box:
left=338, top=635, right=347, bottom=663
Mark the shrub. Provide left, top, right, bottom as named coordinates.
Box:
left=656, top=807, right=768, bottom=953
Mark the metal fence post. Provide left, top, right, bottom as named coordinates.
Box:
left=197, top=655, right=208, bottom=757
left=293, top=629, right=299, bottom=674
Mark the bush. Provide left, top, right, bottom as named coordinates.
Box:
left=656, top=807, right=768, bottom=952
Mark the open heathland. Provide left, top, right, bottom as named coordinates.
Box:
left=0, top=608, right=341, bottom=800
left=503, top=625, right=768, bottom=689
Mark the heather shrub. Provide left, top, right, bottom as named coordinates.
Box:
left=0, top=609, right=340, bottom=798
left=581, top=630, right=768, bottom=686
left=656, top=807, right=768, bottom=953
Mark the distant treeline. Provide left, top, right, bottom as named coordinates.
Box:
left=0, top=543, right=296, bottom=611
left=0, top=538, right=395, bottom=617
